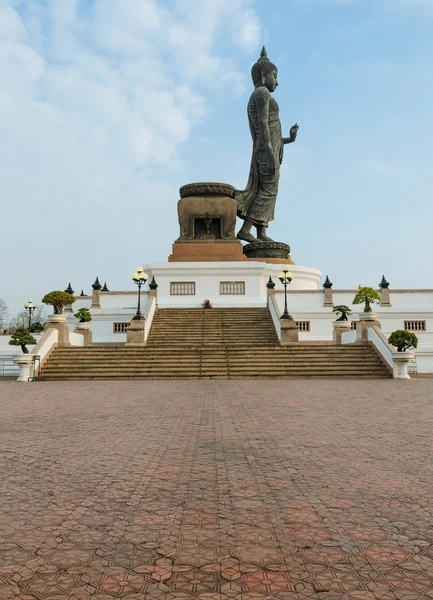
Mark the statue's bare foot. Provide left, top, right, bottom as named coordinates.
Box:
left=237, top=231, right=258, bottom=243
left=257, top=232, right=274, bottom=242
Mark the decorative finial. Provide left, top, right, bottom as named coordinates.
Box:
left=149, top=276, right=158, bottom=290
left=379, top=275, right=389, bottom=289
left=80, top=290, right=85, bottom=296
left=260, top=46, right=267, bottom=58
left=323, top=276, right=333, bottom=289
left=64, top=283, right=74, bottom=295
left=92, top=277, right=102, bottom=291
left=266, top=276, right=275, bottom=289
left=101, top=282, right=109, bottom=292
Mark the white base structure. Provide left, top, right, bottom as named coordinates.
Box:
left=55, top=259, right=433, bottom=374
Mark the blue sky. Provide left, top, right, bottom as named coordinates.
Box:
left=1, top=0, right=433, bottom=315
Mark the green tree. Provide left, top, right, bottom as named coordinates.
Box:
left=9, top=327, right=37, bottom=354
left=352, top=286, right=381, bottom=313
left=332, top=305, right=352, bottom=322
left=388, top=330, right=418, bottom=353
left=74, top=308, right=92, bottom=323
left=42, top=291, right=75, bottom=314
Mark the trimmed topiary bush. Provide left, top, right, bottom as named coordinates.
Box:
left=352, top=286, right=381, bottom=313
left=42, top=291, right=75, bottom=314
left=332, top=305, right=352, bottom=322
left=9, top=327, right=37, bottom=354
left=388, top=330, right=418, bottom=352
left=74, top=308, right=92, bottom=323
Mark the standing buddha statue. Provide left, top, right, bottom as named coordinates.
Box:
left=236, top=47, right=299, bottom=243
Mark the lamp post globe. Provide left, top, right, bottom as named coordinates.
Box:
left=24, top=300, right=36, bottom=330
left=132, top=266, right=149, bottom=320
left=278, top=269, right=294, bottom=320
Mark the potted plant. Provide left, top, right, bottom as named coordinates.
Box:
left=388, top=330, right=418, bottom=380
left=74, top=307, right=92, bottom=329
left=202, top=299, right=212, bottom=309
left=352, top=286, right=381, bottom=313
left=9, top=327, right=37, bottom=354
left=42, top=291, right=75, bottom=322
left=332, top=305, right=352, bottom=322
left=9, top=327, right=38, bottom=382
left=388, top=330, right=418, bottom=353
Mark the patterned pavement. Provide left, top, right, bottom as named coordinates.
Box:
left=1, top=379, right=433, bottom=600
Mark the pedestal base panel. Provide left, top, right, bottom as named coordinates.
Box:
left=169, top=241, right=245, bottom=262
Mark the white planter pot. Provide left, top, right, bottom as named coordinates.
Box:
left=47, top=314, right=67, bottom=324
left=332, top=320, right=351, bottom=329
left=13, top=354, right=35, bottom=382
left=358, top=312, right=378, bottom=321
left=75, top=323, right=90, bottom=330
left=392, top=351, right=415, bottom=380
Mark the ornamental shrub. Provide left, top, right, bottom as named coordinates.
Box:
left=332, top=305, right=352, bottom=321
left=42, top=291, right=75, bottom=314
left=352, top=286, right=381, bottom=313
left=202, top=299, right=212, bottom=309
left=29, top=322, right=44, bottom=333
left=74, top=308, right=92, bottom=323
left=9, top=327, right=37, bottom=354
left=388, top=330, right=418, bottom=353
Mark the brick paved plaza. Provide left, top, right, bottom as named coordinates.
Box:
left=1, top=380, right=433, bottom=600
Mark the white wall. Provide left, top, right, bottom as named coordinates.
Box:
left=56, top=270, right=433, bottom=372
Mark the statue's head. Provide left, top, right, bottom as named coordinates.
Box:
left=251, top=47, right=278, bottom=91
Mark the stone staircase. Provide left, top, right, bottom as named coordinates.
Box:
left=39, top=308, right=391, bottom=380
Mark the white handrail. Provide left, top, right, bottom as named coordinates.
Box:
left=144, top=294, right=157, bottom=342
left=268, top=294, right=281, bottom=340
left=367, top=326, right=394, bottom=371
left=341, top=330, right=357, bottom=344
left=32, top=329, right=59, bottom=366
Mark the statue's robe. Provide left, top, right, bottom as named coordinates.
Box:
left=235, top=86, right=283, bottom=227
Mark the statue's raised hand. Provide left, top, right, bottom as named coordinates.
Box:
left=290, top=124, right=299, bottom=140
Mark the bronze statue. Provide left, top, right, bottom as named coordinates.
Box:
left=236, top=47, right=298, bottom=243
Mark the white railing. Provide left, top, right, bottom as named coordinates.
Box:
left=70, top=332, right=85, bottom=346
left=341, top=330, right=357, bottom=344
left=367, top=326, right=394, bottom=371
left=144, top=294, right=157, bottom=343
left=33, top=329, right=59, bottom=365
left=268, top=294, right=281, bottom=341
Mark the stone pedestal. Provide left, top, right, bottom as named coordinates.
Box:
left=74, top=324, right=93, bottom=346
left=125, top=318, right=146, bottom=346
left=169, top=182, right=245, bottom=262
left=381, top=288, right=392, bottom=307
left=392, top=352, right=414, bottom=380
left=91, top=289, right=101, bottom=308
left=333, top=320, right=352, bottom=343
left=13, top=354, right=35, bottom=382
left=323, top=288, right=333, bottom=307
left=242, top=241, right=294, bottom=265
left=356, top=312, right=381, bottom=341
left=44, top=314, right=70, bottom=347
left=280, top=318, right=299, bottom=344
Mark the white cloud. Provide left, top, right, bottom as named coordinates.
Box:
left=0, top=0, right=261, bottom=312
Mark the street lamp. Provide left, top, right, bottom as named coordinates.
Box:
left=131, top=266, right=148, bottom=320
left=24, top=300, right=36, bottom=329
left=278, top=269, right=294, bottom=320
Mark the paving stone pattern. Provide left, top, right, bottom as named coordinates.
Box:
left=1, top=379, right=433, bottom=600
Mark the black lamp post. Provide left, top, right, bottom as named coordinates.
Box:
left=132, top=266, right=148, bottom=320
left=24, top=300, right=36, bottom=329
left=278, top=269, right=294, bottom=320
